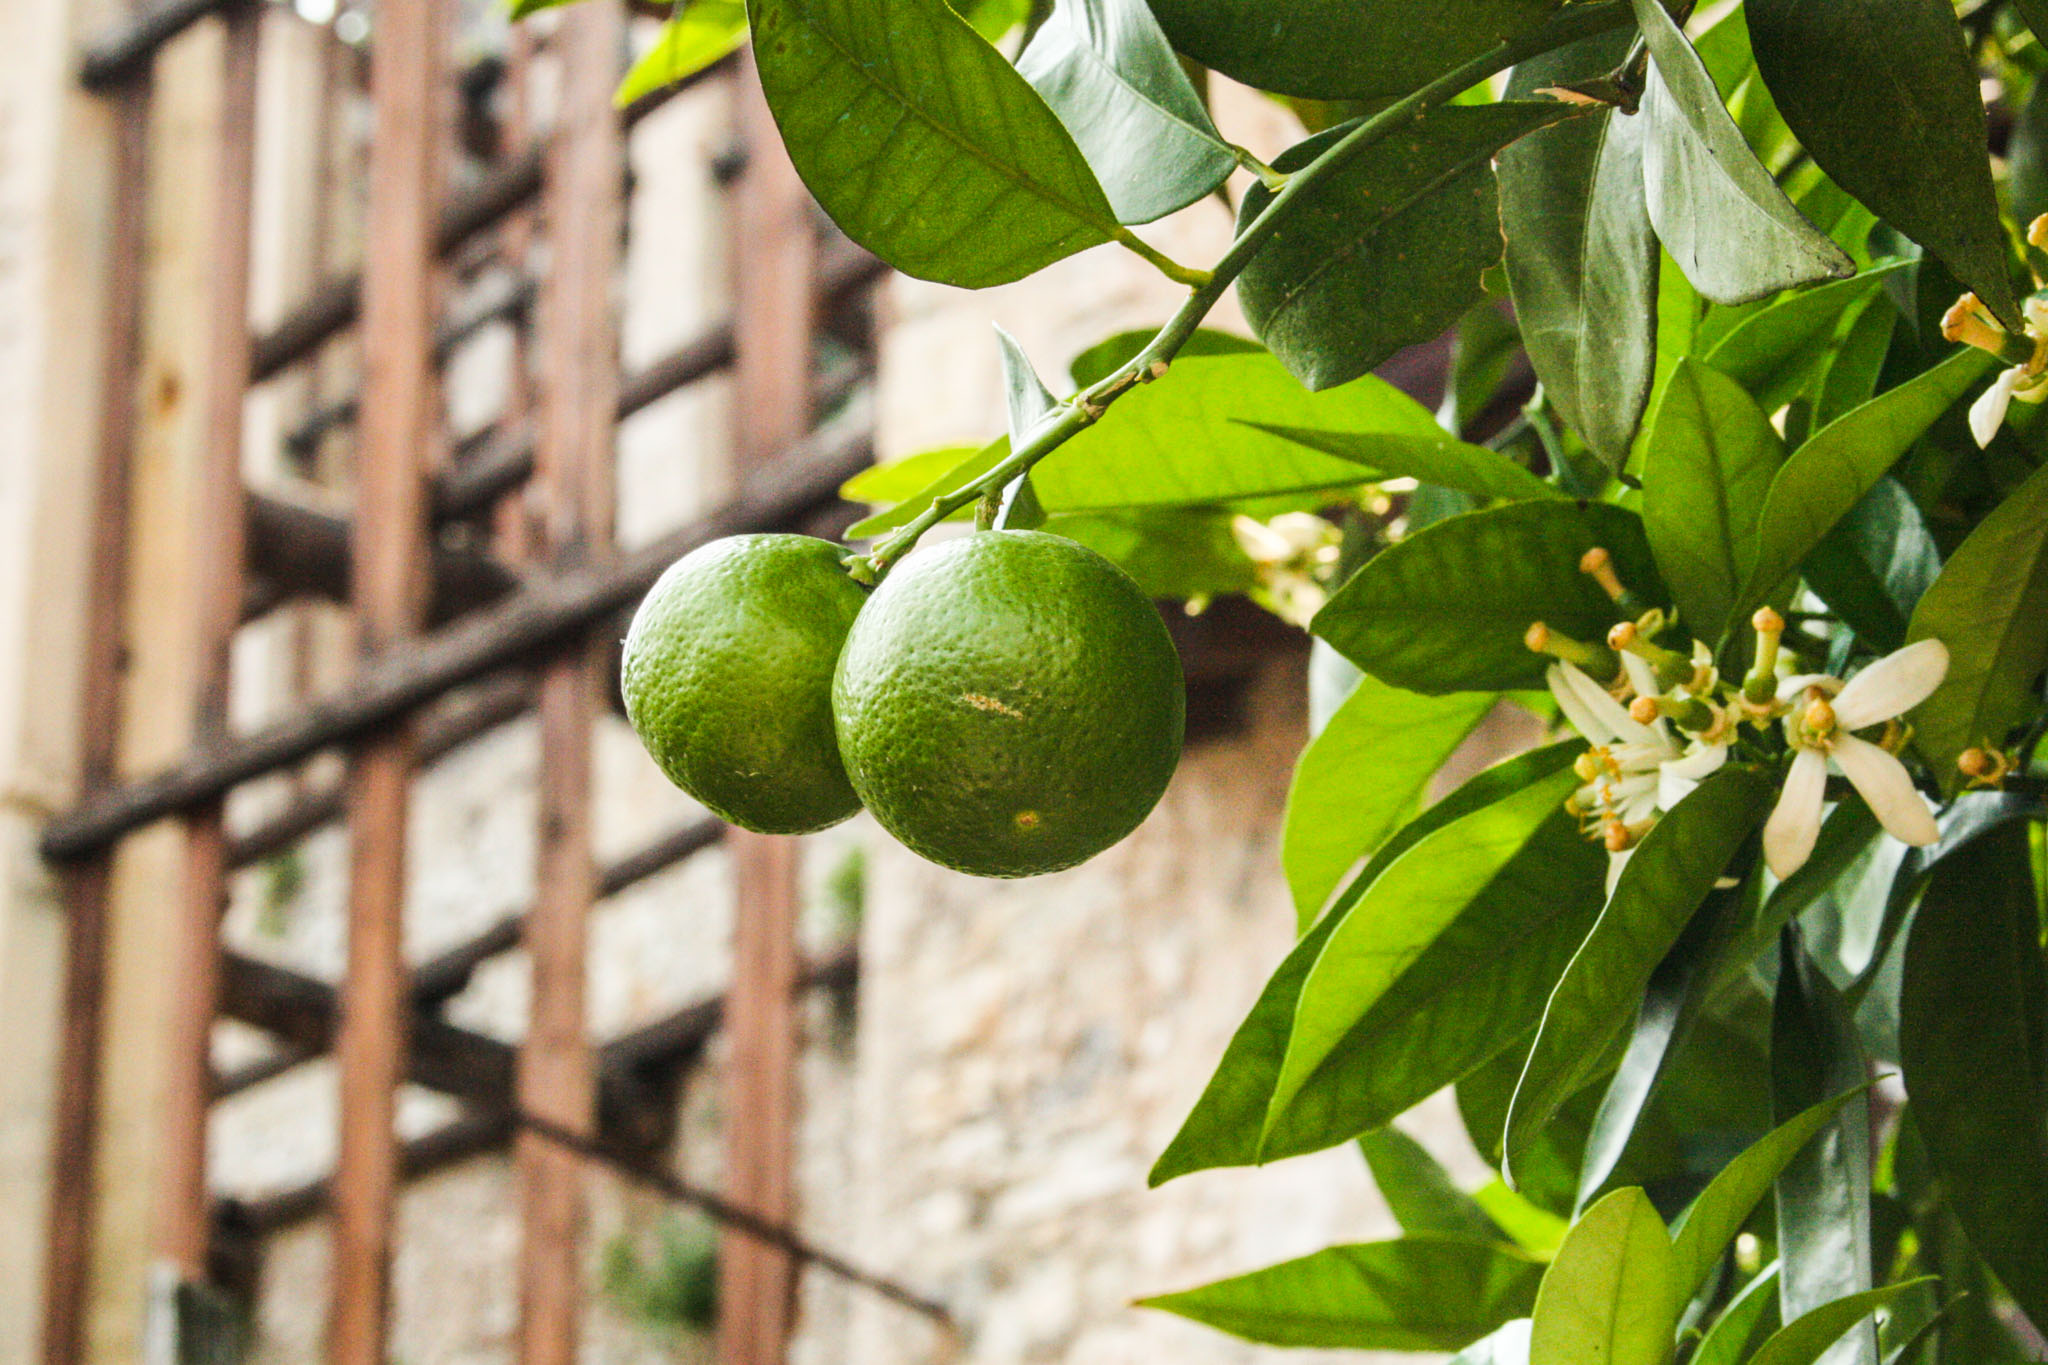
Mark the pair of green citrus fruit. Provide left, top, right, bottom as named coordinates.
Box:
left=619, top=529, right=1185, bottom=878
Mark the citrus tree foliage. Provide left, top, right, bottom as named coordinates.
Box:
left=533, top=0, right=2048, bottom=1358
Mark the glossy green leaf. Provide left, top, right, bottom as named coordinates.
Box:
left=1773, top=939, right=1876, bottom=1365
left=1734, top=347, right=1993, bottom=621
left=1904, top=460, right=2048, bottom=791
left=1473, top=1182, right=1570, bottom=1259
left=1065, top=325, right=1259, bottom=388
left=615, top=1, right=749, bottom=106
left=1747, top=0, right=2017, bottom=329
left=1282, top=678, right=1498, bottom=927
left=1249, top=425, right=1562, bottom=505
left=1802, top=479, right=1939, bottom=656
left=954, top=0, right=1030, bottom=42
left=1900, top=821, right=2048, bottom=1335
left=1263, top=796, right=1607, bottom=1163
left=1358, top=1128, right=1505, bottom=1244
left=1667, top=1088, right=1864, bottom=1299
left=1142, top=0, right=1560, bottom=101
left=1033, top=352, right=1444, bottom=509
left=1640, top=358, right=1785, bottom=641
left=1015, top=0, right=1233, bottom=224
left=1528, top=1187, right=1679, bottom=1365
left=1505, top=767, right=1773, bottom=1172
left=1748, top=1283, right=1937, bottom=1365
left=1138, top=1236, right=1544, bottom=1350
left=1150, top=742, right=1584, bottom=1184
left=1716, top=802, right=1883, bottom=993
left=1237, top=103, right=1582, bottom=391
left=1693, top=1264, right=1784, bottom=1365
left=1701, top=266, right=1905, bottom=416
left=1313, top=501, right=1664, bottom=694
left=843, top=439, right=1007, bottom=537
left=1499, top=28, right=1658, bottom=471
left=1040, top=509, right=1254, bottom=599
left=747, top=0, right=1117, bottom=287
left=1630, top=0, right=1854, bottom=304
left=1811, top=290, right=1900, bottom=430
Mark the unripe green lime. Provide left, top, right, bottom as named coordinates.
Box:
left=621, top=534, right=867, bottom=834
left=833, top=529, right=1184, bottom=877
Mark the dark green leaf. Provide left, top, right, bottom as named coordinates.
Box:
left=1248, top=425, right=1562, bottom=504
left=1499, top=28, right=1659, bottom=470
left=1282, top=678, right=1499, bottom=927
left=1629, top=0, right=1854, bottom=304
left=1151, top=742, right=1584, bottom=1184
left=1237, top=103, right=1582, bottom=391
left=615, top=1, right=749, bottom=106
left=1505, top=767, right=1773, bottom=1171
left=1801, top=478, right=1938, bottom=656
left=1694, top=1264, right=1784, bottom=1365
left=1358, top=1128, right=1506, bottom=1243
left=1640, top=358, right=1785, bottom=640
left=1701, top=266, right=1906, bottom=416
left=1812, top=290, right=1901, bottom=430
left=1735, top=348, right=1993, bottom=621
left=1900, top=821, right=2048, bottom=1337
left=1527, top=1188, right=1679, bottom=1365
left=2011, top=72, right=2048, bottom=232
left=1313, top=501, right=1663, bottom=694
left=1015, top=0, right=1233, bottom=224
left=1904, top=459, right=2048, bottom=790
left=1747, top=0, right=2017, bottom=329
left=748, top=0, right=1118, bottom=286
left=1138, top=1236, right=1544, bottom=1350
left=1142, top=0, right=1561, bottom=101
left=1748, top=1283, right=1937, bottom=1365
left=1773, top=937, right=1876, bottom=1365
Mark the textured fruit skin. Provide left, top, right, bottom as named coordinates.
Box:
left=834, top=530, right=1185, bottom=877
left=621, top=534, right=868, bottom=834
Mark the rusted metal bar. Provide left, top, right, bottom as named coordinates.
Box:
left=38, top=407, right=871, bottom=864
left=720, top=54, right=819, bottom=1365
left=158, top=0, right=260, bottom=1282
left=40, top=70, right=153, bottom=1365
left=518, top=8, right=626, bottom=1359
left=330, top=4, right=445, bottom=1356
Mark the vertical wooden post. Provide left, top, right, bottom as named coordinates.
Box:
left=40, top=71, right=153, bottom=1365
left=331, top=2, right=445, bottom=1359
left=515, top=6, right=624, bottom=1363
left=155, top=0, right=260, bottom=1281
left=718, top=54, right=817, bottom=1365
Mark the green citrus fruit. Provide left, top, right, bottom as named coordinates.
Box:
left=833, top=529, right=1184, bottom=878
left=621, top=534, right=867, bottom=834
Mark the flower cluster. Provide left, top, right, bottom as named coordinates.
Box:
left=1948, top=215, right=2048, bottom=447
left=1530, top=551, right=1948, bottom=890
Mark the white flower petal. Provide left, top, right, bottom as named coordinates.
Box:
left=1605, top=847, right=1635, bottom=898
left=1833, top=639, right=1950, bottom=730
left=1833, top=733, right=1940, bottom=846
left=1776, top=673, right=1836, bottom=703
left=1970, top=368, right=2022, bottom=448
left=1764, top=748, right=1829, bottom=880
left=1621, top=651, right=1659, bottom=701
left=1658, top=743, right=1727, bottom=809
left=1555, top=662, right=1658, bottom=747
left=1547, top=664, right=1615, bottom=745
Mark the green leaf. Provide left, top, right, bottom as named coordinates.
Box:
left=1639, top=358, right=1785, bottom=641
left=1473, top=1182, right=1571, bottom=1259
left=842, top=439, right=1008, bottom=537
left=1358, top=1128, right=1506, bottom=1243
left=1715, top=802, right=1882, bottom=994
left=1039, top=509, right=1255, bottom=600
left=1772, top=939, right=1876, bottom=1365
left=1735, top=347, right=1993, bottom=621
left=615, top=1, right=749, bottom=106
left=1033, top=351, right=1446, bottom=509
left=1667, top=1088, right=1865, bottom=1300
left=996, top=324, right=1057, bottom=443
left=1014, top=0, right=1233, bottom=224
left=1700, top=266, right=1906, bottom=416
left=1236, top=102, right=1583, bottom=392
left=1904, top=459, right=2048, bottom=790
left=1283, top=677, right=1498, bottom=927
left=1802, top=479, right=1939, bottom=656
left=1314, top=500, right=1662, bottom=695
left=1747, top=1283, right=1937, bottom=1365
left=1629, top=0, right=1854, bottom=304
left=1746, top=0, right=2018, bottom=330
left=1150, top=741, right=1584, bottom=1184
left=1812, top=290, right=1901, bottom=431
left=1505, top=767, right=1773, bottom=1172
left=747, top=0, right=1118, bottom=287
left=1900, top=821, right=2048, bottom=1336
left=1138, top=1236, right=1544, bottom=1350
left=1694, top=1264, right=1784, bottom=1365
left=1262, top=775, right=1608, bottom=1163
left=1248, top=425, right=1563, bottom=505
left=1498, top=28, right=1658, bottom=471
left=1527, top=1187, right=1679, bottom=1365
left=1142, top=0, right=1562, bottom=102
left=1065, top=325, right=1259, bottom=387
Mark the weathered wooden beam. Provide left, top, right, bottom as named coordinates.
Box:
left=243, top=487, right=520, bottom=624
left=39, top=407, right=872, bottom=864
